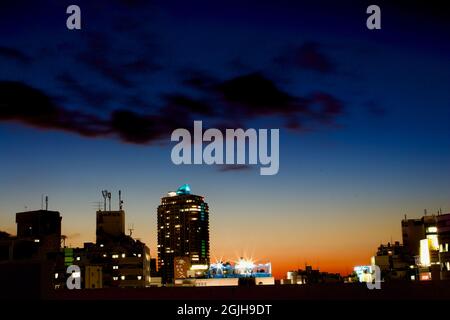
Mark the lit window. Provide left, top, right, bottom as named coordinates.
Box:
left=113, top=266, right=118, bottom=270
left=112, top=254, right=119, bottom=259
left=54, top=273, right=59, bottom=279
left=137, top=276, right=142, bottom=280
left=113, top=277, right=118, bottom=281
left=76, top=257, right=81, bottom=261
left=100, top=244, right=104, bottom=248
left=121, top=276, right=125, bottom=280
left=102, top=254, right=107, bottom=257
left=34, top=239, right=40, bottom=243
left=427, top=227, right=437, bottom=233
left=121, top=253, right=126, bottom=258
left=137, top=254, right=141, bottom=258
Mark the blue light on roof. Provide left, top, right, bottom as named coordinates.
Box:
left=176, top=184, right=191, bottom=195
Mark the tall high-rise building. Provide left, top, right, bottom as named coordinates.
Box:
left=157, top=184, right=210, bottom=283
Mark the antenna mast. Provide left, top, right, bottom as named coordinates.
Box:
left=101, top=190, right=108, bottom=211
left=128, top=224, right=134, bottom=237
left=119, top=190, right=123, bottom=210
left=108, top=192, right=112, bottom=211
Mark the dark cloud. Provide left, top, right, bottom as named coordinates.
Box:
left=0, top=69, right=344, bottom=146
left=0, top=46, right=31, bottom=64
left=77, top=52, right=134, bottom=88
left=275, top=42, right=335, bottom=74
left=0, top=81, right=109, bottom=137
left=56, top=72, right=112, bottom=108
left=216, top=72, right=308, bottom=116
left=110, top=110, right=162, bottom=144
left=308, top=92, right=344, bottom=121
left=182, top=71, right=344, bottom=131
left=218, top=164, right=252, bottom=172
left=162, top=94, right=216, bottom=116
left=76, top=32, right=161, bottom=88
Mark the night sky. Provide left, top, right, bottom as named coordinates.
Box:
left=1, top=0, right=450, bottom=278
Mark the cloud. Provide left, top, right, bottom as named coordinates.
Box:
left=184, top=71, right=344, bottom=129
left=215, top=72, right=308, bottom=116
left=76, top=32, right=161, bottom=88
left=275, top=42, right=335, bottom=74
left=1, top=68, right=344, bottom=146
left=56, top=72, right=112, bottom=108
left=0, top=46, right=31, bottom=64
left=0, top=81, right=109, bottom=137
left=162, top=94, right=216, bottom=116
left=218, top=164, right=252, bottom=172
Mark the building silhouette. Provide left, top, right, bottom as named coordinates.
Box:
left=0, top=209, right=63, bottom=298
left=157, top=184, right=210, bottom=283
left=61, top=190, right=151, bottom=289
left=437, top=213, right=450, bottom=280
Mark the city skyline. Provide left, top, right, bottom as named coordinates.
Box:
left=0, top=184, right=447, bottom=279
left=1, top=0, right=450, bottom=281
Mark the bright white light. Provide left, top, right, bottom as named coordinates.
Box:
left=191, top=264, right=208, bottom=270
left=121, top=253, right=126, bottom=258
left=34, top=239, right=40, bottom=243
left=137, top=276, right=142, bottom=280
left=54, top=273, right=59, bottom=279
left=420, top=239, right=431, bottom=267
left=121, top=276, right=125, bottom=280
left=72, top=272, right=81, bottom=278
left=235, top=258, right=255, bottom=274
left=168, top=192, right=177, bottom=197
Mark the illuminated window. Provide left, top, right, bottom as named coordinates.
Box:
left=113, top=277, right=118, bottom=281
left=76, top=257, right=81, bottom=261
left=112, top=254, right=119, bottom=259
left=137, top=276, right=142, bottom=280
left=427, top=227, right=437, bottom=233
left=121, top=253, right=126, bottom=258
left=113, top=266, right=118, bottom=270
left=121, top=276, right=125, bottom=280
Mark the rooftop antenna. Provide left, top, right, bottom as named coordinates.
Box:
left=41, top=194, right=44, bottom=210
left=424, top=208, right=427, bottom=216
left=128, top=224, right=134, bottom=237
left=107, top=192, right=112, bottom=211
left=45, top=196, right=48, bottom=211
left=61, top=235, right=67, bottom=248
left=119, top=190, right=123, bottom=210
left=101, top=190, right=108, bottom=211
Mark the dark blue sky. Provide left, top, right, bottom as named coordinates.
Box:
left=1, top=0, right=449, bottom=275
